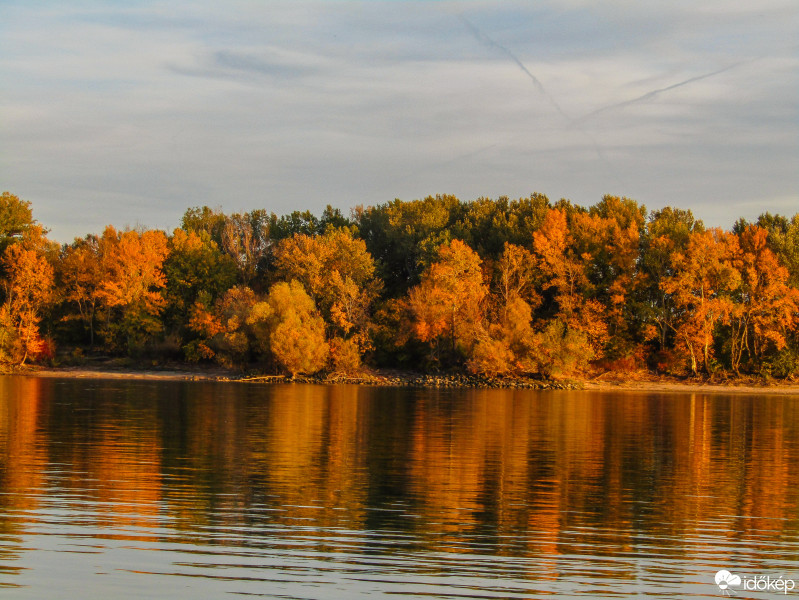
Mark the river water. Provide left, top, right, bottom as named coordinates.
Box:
left=0, top=376, right=798, bottom=599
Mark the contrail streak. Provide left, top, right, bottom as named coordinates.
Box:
left=457, top=14, right=628, bottom=189
left=459, top=15, right=572, bottom=122
left=574, top=60, right=749, bottom=125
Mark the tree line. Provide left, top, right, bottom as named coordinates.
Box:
left=1, top=190, right=798, bottom=379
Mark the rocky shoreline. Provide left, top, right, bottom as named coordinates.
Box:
left=17, top=365, right=799, bottom=395
left=25, top=365, right=581, bottom=389
left=240, top=372, right=581, bottom=390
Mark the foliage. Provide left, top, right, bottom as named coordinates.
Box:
left=355, top=195, right=461, bottom=296
left=466, top=244, right=540, bottom=377
left=466, top=335, right=515, bottom=377
left=185, top=281, right=329, bottom=376
left=274, top=227, right=380, bottom=366
left=0, top=191, right=36, bottom=255
left=662, top=228, right=740, bottom=376
left=535, top=319, right=593, bottom=378
left=639, top=207, right=705, bottom=350
left=726, top=225, right=799, bottom=374
left=164, top=228, right=237, bottom=332
left=0, top=198, right=55, bottom=367
left=0, top=233, right=55, bottom=366
left=181, top=206, right=227, bottom=245
left=408, top=239, right=487, bottom=364
left=760, top=213, right=799, bottom=288
left=95, top=226, right=169, bottom=353
left=259, top=281, right=328, bottom=377
left=57, top=235, right=103, bottom=347
left=328, top=336, right=362, bottom=375
left=533, top=209, right=608, bottom=354
left=5, top=190, right=799, bottom=380
left=186, top=286, right=256, bottom=367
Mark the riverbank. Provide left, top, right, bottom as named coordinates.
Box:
left=583, top=379, right=799, bottom=395
left=25, top=365, right=579, bottom=390
left=15, top=364, right=799, bottom=395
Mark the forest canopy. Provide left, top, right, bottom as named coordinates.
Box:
left=2, top=190, right=798, bottom=380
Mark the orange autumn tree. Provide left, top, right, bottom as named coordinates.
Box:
left=662, top=228, right=740, bottom=376
left=58, top=235, right=104, bottom=348
left=95, top=226, right=169, bottom=352
left=639, top=207, right=705, bottom=354
left=728, top=225, right=799, bottom=374
left=408, top=239, right=487, bottom=364
left=575, top=196, right=648, bottom=358
left=532, top=209, right=607, bottom=375
left=468, top=243, right=540, bottom=376
left=0, top=228, right=54, bottom=366
left=186, top=285, right=257, bottom=367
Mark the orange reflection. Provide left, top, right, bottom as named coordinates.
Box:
left=0, top=379, right=798, bottom=570
left=0, top=377, right=47, bottom=512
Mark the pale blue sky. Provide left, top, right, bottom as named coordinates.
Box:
left=2, top=1, right=797, bottom=242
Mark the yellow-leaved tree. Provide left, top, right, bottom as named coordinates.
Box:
left=408, top=239, right=487, bottom=364
left=467, top=243, right=540, bottom=377
left=254, top=280, right=328, bottom=377
left=273, top=228, right=379, bottom=374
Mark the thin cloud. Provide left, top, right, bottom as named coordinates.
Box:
left=213, top=50, right=319, bottom=79
left=169, top=49, right=321, bottom=83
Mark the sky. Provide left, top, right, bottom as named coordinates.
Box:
left=1, top=1, right=797, bottom=243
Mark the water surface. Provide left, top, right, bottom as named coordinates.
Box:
left=1, top=376, right=798, bottom=598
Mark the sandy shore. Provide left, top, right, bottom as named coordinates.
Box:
left=28, top=366, right=230, bottom=381
left=17, top=366, right=799, bottom=395
left=583, top=379, right=799, bottom=396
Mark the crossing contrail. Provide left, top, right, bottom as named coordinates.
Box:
left=459, top=15, right=572, bottom=123
left=457, top=14, right=628, bottom=188
left=574, top=60, right=749, bottom=125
